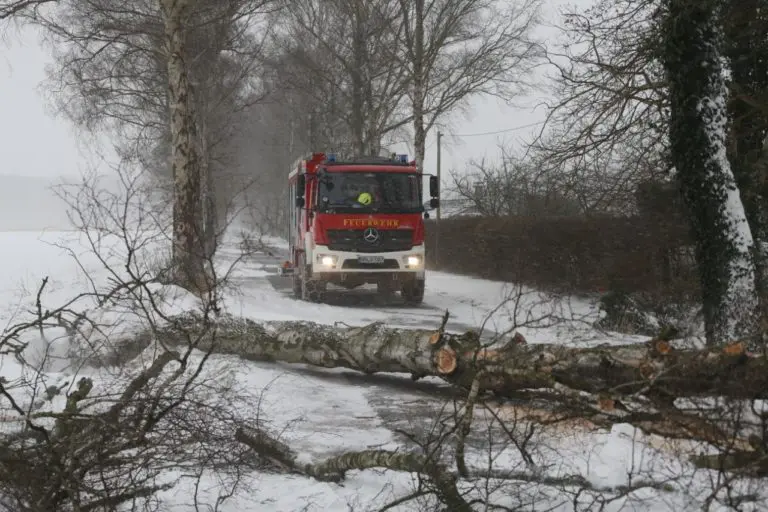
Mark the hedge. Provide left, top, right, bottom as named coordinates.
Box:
left=424, top=215, right=698, bottom=299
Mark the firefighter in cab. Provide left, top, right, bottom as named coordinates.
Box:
left=357, top=191, right=373, bottom=205
left=344, top=181, right=378, bottom=208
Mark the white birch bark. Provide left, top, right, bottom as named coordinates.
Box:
left=144, top=313, right=768, bottom=401
left=411, top=0, right=426, bottom=171
left=160, top=0, right=206, bottom=290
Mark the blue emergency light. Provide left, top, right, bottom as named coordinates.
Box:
left=327, top=153, right=337, bottom=162
left=398, top=154, right=408, bottom=163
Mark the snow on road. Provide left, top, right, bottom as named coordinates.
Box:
left=218, top=236, right=625, bottom=347
left=0, top=230, right=725, bottom=511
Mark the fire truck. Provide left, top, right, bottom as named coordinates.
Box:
left=282, top=152, right=439, bottom=305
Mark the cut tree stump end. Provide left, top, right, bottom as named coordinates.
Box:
left=723, top=341, right=745, bottom=356
left=653, top=339, right=672, bottom=355
left=435, top=347, right=457, bottom=374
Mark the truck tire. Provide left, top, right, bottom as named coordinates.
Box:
left=377, top=280, right=398, bottom=298
left=302, top=278, right=326, bottom=303
left=292, top=273, right=302, bottom=299
left=401, top=279, right=425, bottom=306
left=292, top=253, right=304, bottom=299
left=294, top=253, right=324, bottom=302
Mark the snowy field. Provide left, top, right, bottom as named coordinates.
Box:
left=0, top=229, right=754, bottom=511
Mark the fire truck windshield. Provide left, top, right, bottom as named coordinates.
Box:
left=317, top=171, right=422, bottom=213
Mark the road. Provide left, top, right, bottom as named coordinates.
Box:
left=232, top=241, right=499, bottom=337
left=223, top=240, right=538, bottom=458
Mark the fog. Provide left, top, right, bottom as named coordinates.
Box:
left=0, top=174, right=74, bottom=231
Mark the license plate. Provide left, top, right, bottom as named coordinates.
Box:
left=358, top=255, right=384, bottom=264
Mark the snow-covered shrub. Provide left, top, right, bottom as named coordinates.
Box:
left=596, top=288, right=701, bottom=337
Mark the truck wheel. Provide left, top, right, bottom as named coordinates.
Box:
left=292, top=273, right=302, bottom=299
left=401, top=279, right=425, bottom=306
left=293, top=253, right=305, bottom=299
left=377, top=280, right=397, bottom=298
left=302, top=279, right=326, bottom=303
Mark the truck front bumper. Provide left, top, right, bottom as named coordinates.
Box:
left=310, top=244, right=426, bottom=280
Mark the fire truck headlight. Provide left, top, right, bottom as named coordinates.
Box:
left=319, top=255, right=337, bottom=267
left=406, top=255, right=422, bottom=267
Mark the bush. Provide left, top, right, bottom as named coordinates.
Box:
left=424, top=215, right=698, bottom=301
left=595, top=289, right=696, bottom=337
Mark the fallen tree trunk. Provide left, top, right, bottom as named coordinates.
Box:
left=234, top=425, right=673, bottom=504
left=151, top=313, right=768, bottom=401
left=235, top=427, right=472, bottom=512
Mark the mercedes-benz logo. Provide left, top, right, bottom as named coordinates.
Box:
left=363, top=227, right=380, bottom=243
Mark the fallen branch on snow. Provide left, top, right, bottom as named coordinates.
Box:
left=234, top=427, right=472, bottom=512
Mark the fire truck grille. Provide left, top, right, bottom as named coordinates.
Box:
left=326, top=229, right=414, bottom=253
left=342, top=259, right=400, bottom=270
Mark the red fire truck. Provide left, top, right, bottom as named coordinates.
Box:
left=282, top=152, right=439, bottom=305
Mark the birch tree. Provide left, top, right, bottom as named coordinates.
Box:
left=275, top=0, right=410, bottom=156
left=184, top=2, right=268, bottom=257
left=160, top=0, right=271, bottom=285
left=397, top=0, right=540, bottom=170
left=155, top=0, right=206, bottom=290
left=663, top=0, right=760, bottom=345
left=40, top=0, right=271, bottom=290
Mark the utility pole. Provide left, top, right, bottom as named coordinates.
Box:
left=436, top=131, right=442, bottom=220
left=434, top=131, right=442, bottom=268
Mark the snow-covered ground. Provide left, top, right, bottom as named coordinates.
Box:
left=0, top=229, right=752, bottom=511
left=218, top=235, right=638, bottom=347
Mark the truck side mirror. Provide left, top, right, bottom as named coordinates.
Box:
left=429, top=176, right=439, bottom=198
left=429, top=198, right=440, bottom=209
left=295, top=197, right=305, bottom=208
left=296, top=174, right=306, bottom=198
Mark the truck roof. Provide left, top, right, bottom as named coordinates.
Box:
left=326, top=156, right=413, bottom=166
left=321, top=164, right=418, bottom=173
left=288, top=153, right=418, bottom=180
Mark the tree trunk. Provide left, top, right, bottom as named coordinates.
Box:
left=351, top=0, right=366, bottom=156
left=202, top=156, right=217, bottom=260
left=725, top=0, right=768, bottom=337
left=161, top=0, right=207, bottom=292
left=198, top=107, right=217, bottom=260
left=664, top=0, right=760, bottom=346
left=411, top=0, right=427, bottom=171
left=153, top=314, right=768, bottom=401
left=234, top=428, right=471, bottom=511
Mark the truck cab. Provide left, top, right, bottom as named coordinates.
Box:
left=286, top=152, right=439, bottom=305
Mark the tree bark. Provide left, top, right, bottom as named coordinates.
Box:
left=351, top=0, right=366, bottom=156
left=155, top=314, right=768, bottom=401
left=664, top=0, right=760, bottom=346
left=160, top=0, right=207, bottom=292
left=235, top=428, right=472, bottom=511
left=198, top=103, right=217, bottom=260
left=724, top=0, right=768, bottom=336
left=411, top=0, right=427, bottom=172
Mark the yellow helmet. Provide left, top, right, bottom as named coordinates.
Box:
left=357, top=192, right=373, bottom=205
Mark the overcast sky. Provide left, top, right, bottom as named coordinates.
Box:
left=0, top=1, right=580, bottom=183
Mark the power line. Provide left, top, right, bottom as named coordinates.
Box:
left=452, top=121, right=544, bottom=138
